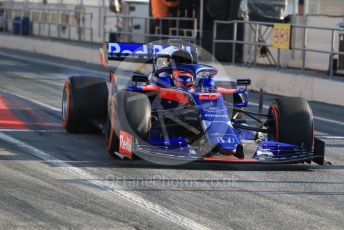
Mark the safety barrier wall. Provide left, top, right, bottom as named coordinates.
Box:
left=0, top=3, right=197, bottom=44
left=1, top=3, right=95, bottom=42
left=213, top=18, right=344, bottom=79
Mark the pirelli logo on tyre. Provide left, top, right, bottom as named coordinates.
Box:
left=273, top=23, right=291, bottom=50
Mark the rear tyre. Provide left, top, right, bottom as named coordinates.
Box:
left=62, top=76, right=107, bottom=133
left=268, top=97, right=314, bottom=151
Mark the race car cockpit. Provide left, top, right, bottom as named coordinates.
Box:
left=154, top=47, right=195, bottom=88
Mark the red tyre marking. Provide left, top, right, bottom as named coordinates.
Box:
left=107, top=98, right=116, bottom=151
left=107, top=100, right=116, bottom=151
left=0, top=95, right=27, bottom=129
left=107, top=125, right=114, bottom=151
left=62, top=82, right=71, bottom=128
left=271, top=104, right=280, bottom=141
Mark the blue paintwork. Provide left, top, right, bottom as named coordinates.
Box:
left=124, top=61, right=311, bottom=161
left=254, top=141, right=303, bottom=158
left=190, top=92, right=240, bottom=152
left=235, top=128, right=256, bottom=140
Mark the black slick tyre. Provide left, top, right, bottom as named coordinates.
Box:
left=268, top=97, right=314, bottom=151
left=62, top=76, right=107, bottom=133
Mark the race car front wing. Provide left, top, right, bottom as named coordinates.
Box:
left=122, top=133, right=329, bottom=165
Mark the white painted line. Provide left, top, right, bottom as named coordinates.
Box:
left=0, top=51, right=105, bottom=76
left=317, top=136, right=344, bottom=140
left=0, top=89, right=61, bottom=112
left=0, top=129, right=65, bottom=133
left=315, top=131, right=330, bottom=136
left=249, top=102, right=344, bottom=126
left=316, top=131, right=344, bottom=139
left=0, top=132, right=209, bottom=230
left=313, top=116, right=344, bottom=126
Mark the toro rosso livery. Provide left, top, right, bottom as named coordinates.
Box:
left=62, top=41, right=328, bottom=165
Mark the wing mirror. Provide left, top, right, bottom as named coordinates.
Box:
left=132, top=73, right=149, bottom=82
left=236, top=78, right=251, bottom=86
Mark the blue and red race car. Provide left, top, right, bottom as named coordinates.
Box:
left=61, top=41, right=328, bottom=165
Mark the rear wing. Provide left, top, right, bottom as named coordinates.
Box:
left=107, top=42, right=154, bottom=62
left=101, top=41, right=197, bottom=65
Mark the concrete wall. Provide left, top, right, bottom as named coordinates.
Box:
left=0, top=34, right=343, bottom=106
left=0, top=34, right=100, bottom=64
left=222, top=65, right=344, bottom=106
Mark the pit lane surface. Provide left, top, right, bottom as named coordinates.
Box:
left=0, top=49, right=343, bottom=229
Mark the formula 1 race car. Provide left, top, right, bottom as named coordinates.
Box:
left=61, top=40, right=328, bottom=165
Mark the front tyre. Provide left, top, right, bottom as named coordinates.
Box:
left=106, top=91, right=151, bottom=158
left=268, top=97, right=314, bottom=151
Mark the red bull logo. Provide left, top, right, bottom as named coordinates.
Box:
left=119, top=130, right=133, bottom=158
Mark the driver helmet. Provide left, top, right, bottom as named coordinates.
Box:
left=172, top=70, right=194, bottom=88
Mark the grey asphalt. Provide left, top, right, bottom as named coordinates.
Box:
left=0, top=48, right=343, bottom=230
